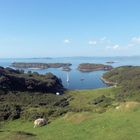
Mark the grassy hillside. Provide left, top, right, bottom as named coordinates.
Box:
left=1, top=89, right=140, bottom=140
left=103, top=66, right=140, bottom=101
left=1, top=66, right=140, bottom=140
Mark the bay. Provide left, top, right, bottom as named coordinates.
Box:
left=0, top=56, right=140, bottom=90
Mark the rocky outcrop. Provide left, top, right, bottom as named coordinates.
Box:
left=0, top=67, right=64, bottom=93
left=78, top=63, right=113, bottom=72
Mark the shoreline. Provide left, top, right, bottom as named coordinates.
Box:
left=100, top=76, right=117, bottom=87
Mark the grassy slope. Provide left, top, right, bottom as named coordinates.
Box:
left=1, top=88, right=140, bottom=140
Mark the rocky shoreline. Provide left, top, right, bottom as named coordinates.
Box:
left=101, top=76, right=117, bottom=86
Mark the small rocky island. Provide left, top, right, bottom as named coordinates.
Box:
left=12, top=62, right=72, bottom=71
left=78, top=63, right=113, bottom=72
left=0, top=67, right=64, bottom=93
left=62, top=66, right=72, bottom=72
left=106, top=61, right=115, bottom=64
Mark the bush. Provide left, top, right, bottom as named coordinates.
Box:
left=91, top=95, right=113, bottom=107
left=21, top=107, right=48, bottom=121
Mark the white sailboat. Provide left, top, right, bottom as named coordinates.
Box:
left=66, top=72, right=69, bottom=82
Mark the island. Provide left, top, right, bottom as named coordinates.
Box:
left=62, top=66, right=72, bottom=71
left=12, top=62, right=72, bottom=70
left=77, top=63, right=113, bottom=72
left=106, top=61, right=115, bottom=64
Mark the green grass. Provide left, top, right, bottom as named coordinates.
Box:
left=1, top=88, right=140, bottom=140
left=67, top=87, right=118, bottom=111
left=1, top=109, right=140, bottom=140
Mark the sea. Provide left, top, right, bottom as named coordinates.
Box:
left=0, top=56, right=140, bottom=90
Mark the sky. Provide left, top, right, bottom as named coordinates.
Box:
left=0, top=0, right=140, bottom=58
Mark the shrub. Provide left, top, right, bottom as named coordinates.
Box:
left=91, top=95, right=113, bottom=107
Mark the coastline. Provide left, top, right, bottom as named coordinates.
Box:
left=100, top=76, right=117, bottom=87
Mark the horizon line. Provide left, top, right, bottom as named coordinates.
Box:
left=0, top=55, right=140, bottom=59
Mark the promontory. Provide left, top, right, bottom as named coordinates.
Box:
left=0, top=67, right=64, bottom=93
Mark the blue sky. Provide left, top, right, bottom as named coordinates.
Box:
left=0, top=0, right=140, bottom=58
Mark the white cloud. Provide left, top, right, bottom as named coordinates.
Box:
left=88, top=36, right=140, bottom=51
left=125, top=36, right=140, bottom=48
left=131, top=37, right=140, bottom=44
left=64, top=39, right=70, bottom=44
left=88, top=40, right=97, bottom=45
left=99, top=37, right=112, bottom=45
left=106, top=44, right=120, bottom=50
left=112, top=44, right=119, bottom=50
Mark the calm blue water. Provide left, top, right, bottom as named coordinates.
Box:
left=0, top=56, right=140, bottom=90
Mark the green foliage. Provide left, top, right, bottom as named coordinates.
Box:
left=0, top=104, right=21, bottom=121
left=91, top=95, right=113, bottom=107
left=0, top=67, right=64, bottom=93
left=1, top=66, right=140, bottom=139
left=103, top=66, right=140, bottom=100
left=21, top=107, right=50, bottom=121
left=0, top=92, right=70, bottom=121
left=0, top=85, right=140, bottom=140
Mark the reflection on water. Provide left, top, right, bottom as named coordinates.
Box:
left=65, top=72, right=70, bottom=89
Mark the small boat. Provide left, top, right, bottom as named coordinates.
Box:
left=80, top=78, right=85, bottom=81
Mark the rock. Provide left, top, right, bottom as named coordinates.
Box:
left=34, top=118, right=47, bottom=128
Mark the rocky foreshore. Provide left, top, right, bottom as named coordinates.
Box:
left=78, top=63, right=113, bottom=72
left=100, top=76, right=117, bottom=86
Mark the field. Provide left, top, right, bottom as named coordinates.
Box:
left=1, top=88, right=140, bottom=140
